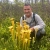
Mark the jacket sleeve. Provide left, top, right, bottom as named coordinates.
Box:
left=33, top=14, right=45, bottom=30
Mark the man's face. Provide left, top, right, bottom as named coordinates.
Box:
left=23, top=5, right=32, bottom=17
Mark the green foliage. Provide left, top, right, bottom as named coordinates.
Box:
left=0, top=16, right=50, bottom=50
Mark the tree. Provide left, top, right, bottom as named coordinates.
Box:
left=47, top=0, right=50, bottom=4
left=31, top=0, right=33, bottom=5
left=40, top=0, right=45, bottom=4
left=14, top=0, right=18, bottom=4
left=35, top=0, right=38, bottom=4
left=1, top=0, right=9, bottom=3
left=25, top=0, right=30, bottom=4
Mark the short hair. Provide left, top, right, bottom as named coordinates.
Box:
left=24, top=3, right=31, bottom=7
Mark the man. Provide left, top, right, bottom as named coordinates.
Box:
left=20, top=4, right=45, bottom=40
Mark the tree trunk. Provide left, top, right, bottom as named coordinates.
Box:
left=47, top=0, right=49, bottom=4
left=31, top=0, right=33, bottom=4
left=40, top=0, right=45, bottom=4
left=35, top=0, right=38, bottom=4
left=25, top=0, right=30, bottom=4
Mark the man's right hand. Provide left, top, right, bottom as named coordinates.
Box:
left=30, top=27, right=35, bottom=32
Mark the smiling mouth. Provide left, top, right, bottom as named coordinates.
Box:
left=25, top=12, right=29, bottom=14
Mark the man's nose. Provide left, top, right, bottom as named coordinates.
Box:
left=25, top=10, right=28, bottom=12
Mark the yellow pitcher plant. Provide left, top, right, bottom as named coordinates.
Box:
left=8, top=18, right=38, bottom=50
left=35, top=27, right=38, bottom=39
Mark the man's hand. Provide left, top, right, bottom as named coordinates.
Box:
left=30, top=27, right=35, bottom=32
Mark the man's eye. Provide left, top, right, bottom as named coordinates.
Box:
left=24, top=9, right=30, bottom=10
left=27, top=9, right=30, bottom=10
left=24, top=9, right=26, bottom=10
